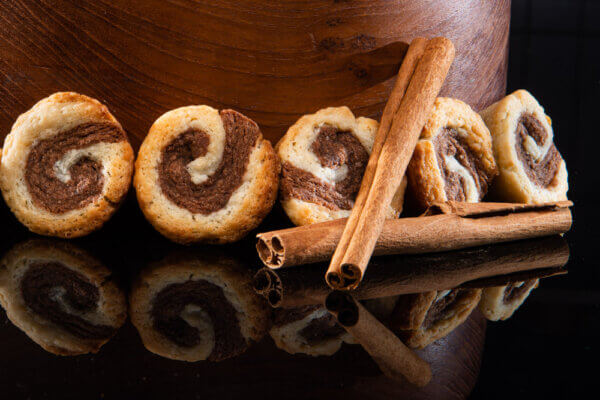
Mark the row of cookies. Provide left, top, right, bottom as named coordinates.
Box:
left=0, top=90, right=567, bottom=245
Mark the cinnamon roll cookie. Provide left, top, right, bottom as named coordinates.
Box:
left=407, top=98, right=497, bottom=210
left=269, top=305, right=355, bottom=356
left=277, top=106, right=406, bottom=226
left=0, top=240, right=127, bottom=355
left=130, top=253, right=269, bottom=362
left=134, top=106, right=279, bottom=244
left=478, top=280, right=538, bottom=321
left=390, top=289, right=481, bottom=349
left=0, top=92, right=134, bottom=238
left=480, top=89, right=568, bottom=203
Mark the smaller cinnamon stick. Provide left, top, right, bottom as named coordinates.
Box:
left=325, top=291, right=432, bottom=386
left=257, top=201, right=572, bottom=269
left=254, top=235, right=569, bottom=308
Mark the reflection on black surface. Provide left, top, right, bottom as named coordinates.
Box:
left=0, top=239, right=126, bottom=355
left=130, top=250, right=269, bottom=362
left=0, top=203, right=573, bottom=399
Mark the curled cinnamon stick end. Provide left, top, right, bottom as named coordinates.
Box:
left=325, top=291, right=432, bottom=387
left=252, top=268, right=282, bottom=307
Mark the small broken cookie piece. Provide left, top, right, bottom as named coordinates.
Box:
left=277, top=106, right=406, bottom=226
left=134, top=106, right=280, bottom=244
left=390, top=289, right=481, bottom=349
left=407, top=97, right=497, bottom=210
left=480, top=89, right=568, bottom=204
left=0, top=240, right=126, bottom=356
left=479, top=279, right=539, bottom=321
left=130, top=252, right=268, bottom=362
left=269, top=305, right=355, bottom=357
left=0, top=92, right=134, bottom=238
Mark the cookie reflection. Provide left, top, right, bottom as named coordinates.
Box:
left=270, top=305, right=355, bottom=356
left=390, top=289, right=481, bottom=349
left=0, top=240, right=126, bottom=355
left=130, top=250, right=268, bottom=362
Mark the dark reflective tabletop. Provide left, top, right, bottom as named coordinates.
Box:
left=0, top=193, right=595, bottom=400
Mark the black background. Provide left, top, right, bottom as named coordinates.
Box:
left=0, top=1, right=598, bottom=399
left=473, top=1, right=599, bottom=398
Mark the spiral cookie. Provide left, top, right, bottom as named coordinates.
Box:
left=0, top=92, right=134, bottom=238
left=130, top=253, right=269, bottom=362
left=277, top=106, right=406, bottom=226
left=480, top=90, right=568, bottom=203
left=390, top=289, right=481, bottom=349
left=269, top=305, right=355, bottom=356
left=478, top=280, right=538, bottom=321
left=407, top=98, right=497, bottom=210
left=0, top=240, right=126, bottom=355
left=135, top=106, right=279, bottom=244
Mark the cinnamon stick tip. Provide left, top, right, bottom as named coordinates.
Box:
left=256, top=235, right=284, bottom=268
left=252, top=269, right=272, bottom=294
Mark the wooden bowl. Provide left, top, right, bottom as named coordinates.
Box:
left=0, top=0, right=510, bottom=148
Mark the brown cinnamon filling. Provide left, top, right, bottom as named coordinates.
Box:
left=274, top=305, right=345, bottom=344
left=298, top=313, right=345, bottom=345
left=157, top=109, right=259, bottom=214
left=503, top=280, right=537, bottom=304
left=422, top=290, right=460, bottom=329
left=25, top=123, right=126, bottom=214
left=151, top=280, right=247, bottom=361
left=515, top=113, right=562, bottom=187
left=280, top=125, right=369, bottom=210
left=434, top=128, right=493, bottom=201
left=20, top=262, right=115, bottom=339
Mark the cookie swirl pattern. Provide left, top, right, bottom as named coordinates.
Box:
left=135, top=106, right=279, bottom=244
left=407, top=97, right=497, bottom=210
left=278, top=106, right=406, bottom=226
left=0, top=92, right=134, bottom=238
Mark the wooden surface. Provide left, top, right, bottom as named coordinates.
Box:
left=0, top=0, right=510, bottom=148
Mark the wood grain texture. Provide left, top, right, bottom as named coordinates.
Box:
left=0, top=0, right=510, bottom=148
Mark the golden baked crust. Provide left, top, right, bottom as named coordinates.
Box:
left=479, top=279, right=539, bottom=321
left=0, top=240, right=126, bottom=356
left=0, top=92, right=134, bottom=238
left=394, top=289, right=481, bottom=349
left=480, top=89, right=568, bottom=203
left=407, top=97, right=497, bottom=210
left=134, top=105, right=280, bottom=244
left=277, top=106, right=406, bottom=226
left=130, top=251, right=269, bottom=362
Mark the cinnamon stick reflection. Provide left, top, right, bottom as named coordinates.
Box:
left=253, top=235, right=569, bottom=308
left=325, top=291, right=432, bottom=387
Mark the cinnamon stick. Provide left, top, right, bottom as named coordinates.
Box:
left=327, top=37, right=455, bottom=290
left=325, top=291, right=432, bottom=386
left=327, top=36, right=428, bottom=289
left=254, top=235, right=569, bottom=308
left=257, top=201, right=572, bottom=269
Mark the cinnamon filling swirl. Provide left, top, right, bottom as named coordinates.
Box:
left=280, top=125, right=369, bottom=210
left=503, top=280, right=537, bottom=304
left=151, top=280, right=247, bottom=361
left=515, top=113, right=562, bottom=187
left=434, top=128, right=492, bottom=202
left=273, top=305, right=345, bottom=345
left=20, top=262, right=115, bottom=339
left=157, top=110, right=259, bottom=214
left=25, top=123, right=126, bottom=214
left=422, top=290, right=461, bottom=329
